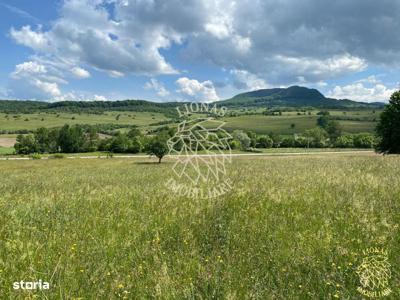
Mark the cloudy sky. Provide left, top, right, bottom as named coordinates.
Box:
left=0, top=0, right=399, bottom=102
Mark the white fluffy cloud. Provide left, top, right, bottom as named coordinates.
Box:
left=327, top=80, right=396, bottom=102
left=12, top=0, right=391, bottom=82
left=11, top=61, right=46, bottom=77
left=176, top=77, right=219, bottom=102
left=7, top=55, right=91, bottom=99
left=10, top=25, right=50, bottom=51
left=10, top=0, right=178, bottom=77
left=51, top=92, right=108, bottom=102
left=71, top=67, right=90, bottom=79
left=273, top=54, right=367, bottom=82
left=144, top=79, right=170, bottom=98
left=10, top=61, right=62, bottom=99
left=8, top=61, right=104, bottom=101
left=93, top=94, right=107, bottom=101
left=7, top=0, right=400, bottom=100
left=231, top=69, right=269, bottom=91
left=33, top=80, right=61, bottom=97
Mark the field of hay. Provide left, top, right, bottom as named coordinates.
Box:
left=0, top=153, right=399, bottom=299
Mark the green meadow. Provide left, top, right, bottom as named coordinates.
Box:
left=0, top=147, right=14, bottom=155
left=0, top=153, right=398, bottom=299
left=222, top=110, right=378, bottom=135
left=0, top=111, right=167, bottom=131
left=0, top=109, right=379, bottom=136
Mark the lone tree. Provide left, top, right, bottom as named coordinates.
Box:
left=232, top=130, right=251, bottom=150
left=376, top=90, right=400, bottom=154
left=147, top=134, right=169, bottom=163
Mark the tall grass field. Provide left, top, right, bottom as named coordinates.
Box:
left=0, top=154, right=399, bottom=299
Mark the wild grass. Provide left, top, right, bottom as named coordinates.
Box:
left=0, top=109, right=378, bottom=135
left=0, top=154, right=398, bottom=299
left=0, top=147, right=14, bottom=155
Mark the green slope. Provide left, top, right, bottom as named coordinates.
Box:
left=217, top=86, right=384, bottom=109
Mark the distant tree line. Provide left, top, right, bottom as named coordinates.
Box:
left=228, top=110, right=377, bottom=151
left=0, top=100, right=47, bottom=114
left=0, top=99, right=180, bottom=117
left=0, top=129, right=33, bottom=135
left=14, top=124, right=172, bottom=162
left=14, top=121, right=377, bottom=159
left=15, top=125, right=100, bottom=154
left=229, top=129, right=376, bottom=151
left=44, top=100, right=179, bottom=117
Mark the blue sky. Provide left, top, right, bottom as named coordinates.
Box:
left=0, top=0, right=399, bottom=102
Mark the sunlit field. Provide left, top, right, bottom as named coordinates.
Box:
left=222, top=114, right=377, bottom=135
left=0, top=109, right=379, bottom=136
left=0, top=147, right=14, bottom=155
left=0, top=154, right=399, bottom=299
left=0, top=111, right=168, bottom=131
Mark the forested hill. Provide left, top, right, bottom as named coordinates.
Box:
left=0, top=100, right=48, bottom=113
left=217, top=86, right=385, bottom=108
left=46, top=100, right=180, bottom=115
left=0, top=99, right=180, bottom=115
left=0, top=86, right=385, bottom=113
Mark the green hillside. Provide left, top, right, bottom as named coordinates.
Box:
left=218, top=86, right=384, bottom=109
left=0, top=111, right=168, bottom=131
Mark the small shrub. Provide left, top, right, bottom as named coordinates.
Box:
left=256, top=135, right=273, bottom=148
left=29, top=153, right=42, bottom=160
left=229, top=139, right=241, bottom=150
left=280, top=136, right=296, bottom=148
left=353, top=133, right=376, bottom=148
left=335, top=135, right=354, bottom=148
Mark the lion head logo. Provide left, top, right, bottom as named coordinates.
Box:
left=356, top=248, right=392, bottom=298
left=165, top=116, right=233, bottom=199
left=167, top=118, right=232, bottom=185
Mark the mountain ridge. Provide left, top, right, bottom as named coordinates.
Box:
left=216, top=86, right=384, bottom=108
left=0, top=86, right=385, bottom=113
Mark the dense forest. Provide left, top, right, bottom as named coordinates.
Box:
left=0, top=99, right=180, bottom=116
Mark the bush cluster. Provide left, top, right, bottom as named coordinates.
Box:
left=229, top=129, right=377, bottom=151
left=14, top=125, right=174, bottom=158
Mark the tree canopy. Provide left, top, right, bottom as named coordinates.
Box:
left=376, top=91, right=400, bottom=154
left=146, top=133, right=169, bottom=163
